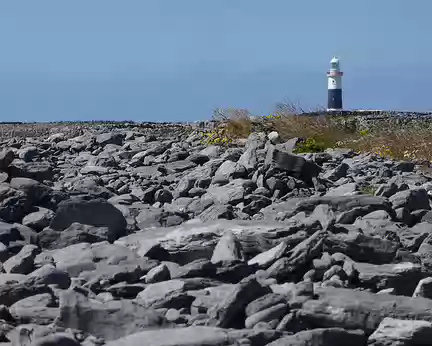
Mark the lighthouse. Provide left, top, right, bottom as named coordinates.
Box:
left=327, top=56, right=343, bottom=111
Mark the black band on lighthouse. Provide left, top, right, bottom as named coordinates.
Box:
left=328, top=88, right=342, bottom=110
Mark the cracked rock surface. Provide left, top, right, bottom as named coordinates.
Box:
left=1, top=125, right=432, bottom=345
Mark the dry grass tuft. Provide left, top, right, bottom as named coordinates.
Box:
left=222, top=110, right=253, bottom=140
left=270, top=115, right=355, bottom=151
left=201, top=108, right=254, bottom=145
left=213, top=101, right=432, bottom=163
left=355, top=128, right=432, bottom=162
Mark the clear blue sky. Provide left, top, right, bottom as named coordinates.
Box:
left=0, top=1, right=431, bottom=122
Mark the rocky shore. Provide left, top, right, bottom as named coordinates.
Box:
left=0, top=124, right=432, bottom=345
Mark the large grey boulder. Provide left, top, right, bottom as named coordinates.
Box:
left=50, top=196, right=127, bottom=241
left=368, top=317, right=432, bottom=346
left=265, top=144, right=321, bottom=184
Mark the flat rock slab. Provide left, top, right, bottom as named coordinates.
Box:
left=9, top=293, right=59, bottom=325
left=324, top=231, right=399, bottom=264
left=298, top=287, right=432, bottom=335
left=105, top=326, right=284, bottom=346
left=296, top=195, right=392, bottom=214
left=37, top=241, right=138, bottom=277
left=261, top=195, right=391, bottom=223
left=116, top=219, right=293, bottom=265
left=137, top=278, right=223, bottom=309
left=354, top=262, right=426, bottom=295
left=267, top=328, right=366, bottom=346
left=58, top=289, right=167, bottom=341
left=368, top=317, right=432, bottom=346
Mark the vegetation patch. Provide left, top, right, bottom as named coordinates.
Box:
left=203, top=102, right=432, bottom=163
left=359, top=185, right=378, bottom=196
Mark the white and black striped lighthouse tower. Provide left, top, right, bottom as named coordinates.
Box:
left=327, top=56, right=343, bottom=111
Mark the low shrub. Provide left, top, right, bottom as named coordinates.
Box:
left=201, top=127, right=233, bottom=146
left=293, top=138, right=327, bottom=153
left=359, top=185, right=378, bottom=195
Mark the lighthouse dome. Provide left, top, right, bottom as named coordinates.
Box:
left=330, top=57, right=340, bottom=70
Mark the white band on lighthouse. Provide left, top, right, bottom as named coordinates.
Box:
left=328, top=76, right=342, bottom=90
